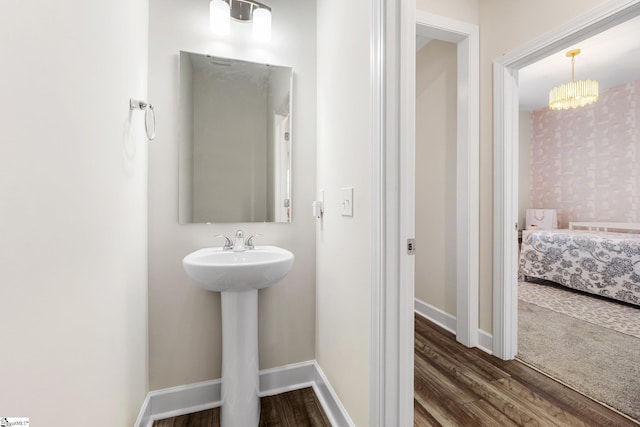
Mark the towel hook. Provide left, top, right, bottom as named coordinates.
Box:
left=130, top=98, right=156, bottom=141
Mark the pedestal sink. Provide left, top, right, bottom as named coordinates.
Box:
left=182, top=244, right=294, bottom=427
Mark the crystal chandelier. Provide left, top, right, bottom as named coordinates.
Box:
left=548, top=49, right=599, bottom=110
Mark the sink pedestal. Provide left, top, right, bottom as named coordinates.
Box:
left=182, top=245, right=295, bottom=426
left=220, top=289, right=260, bottom=427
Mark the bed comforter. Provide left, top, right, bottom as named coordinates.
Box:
left=519, top=229, right=640, bottom=306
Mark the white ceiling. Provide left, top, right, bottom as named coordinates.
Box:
left=519, top=15, right=640, bottom=111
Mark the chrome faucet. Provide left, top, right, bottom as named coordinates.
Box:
left=217, top=230, right=261, bottom=251
left=245, top=234, right=262, bottom=250
left=233, top=230, right=246, bottom=252
left=216, top=234, right=233, bottom=251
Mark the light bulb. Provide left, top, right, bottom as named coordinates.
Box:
left=210, top=0, right=230, bottom=36
left=252, top=7, right=271, bottom=42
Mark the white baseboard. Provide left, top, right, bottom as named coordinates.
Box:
left=414, top=298, right=457, bottom=334
left=478, top=329, right=494, bottom=355
left=258, top=361, right=316, bottom=397
left=135, top=377, right=222, bottom=427
left=414, top=298, right=494, bottom=355
left=312, top=360, right=355, bottom=427
left=135, top=360, right=354, bottom=427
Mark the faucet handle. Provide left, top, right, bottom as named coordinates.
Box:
left=215, top=234, right=233, bottom=250
left=246, top=234, right=263, bottom=249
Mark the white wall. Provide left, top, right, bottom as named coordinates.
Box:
left=316, top=0, right=371, bottom=425
left=148, top=0, right=317, bottom=390
left=417, top=0, right=479, bottom=24
left=0, top=1, right=149, bottom=425
left=519, top=111, right=532, bottom=230
left=415, top=40, right=458, bottom=316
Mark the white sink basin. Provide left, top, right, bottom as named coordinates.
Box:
left=182, top=245, right=294, bottom=292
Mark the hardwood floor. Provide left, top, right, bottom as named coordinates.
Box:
left=154, top=315, right=638, bottom=426
left=152, top=387, right=331, bottom=427
left=414, top=313, right=639, bottom=426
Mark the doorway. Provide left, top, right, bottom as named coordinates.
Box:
left=412, top=11, right=480, bottom=349
left=414, top=38, right=459, bottom=332
left=492, top=0, right=640, bottom=359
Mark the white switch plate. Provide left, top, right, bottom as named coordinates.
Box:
left=341, top=187, right=353, bottom=216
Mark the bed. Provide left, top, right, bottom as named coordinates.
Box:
left=519, top=222, right=640, bottom=307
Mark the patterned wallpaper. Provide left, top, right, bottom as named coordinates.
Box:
left=530, top=80, right=640, bottom=228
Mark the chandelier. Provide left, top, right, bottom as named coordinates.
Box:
left=548, top=49, right=599, bottom=110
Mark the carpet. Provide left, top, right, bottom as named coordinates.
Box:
left=519, top=279, right=640, bottom=338
left=518, top=299, right=640, bottom=421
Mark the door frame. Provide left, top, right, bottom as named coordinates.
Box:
left=492, top=0, right=640, bottom=359
left=370, top=2, right=479, bottom=424
left=273, top=114, right=290, bottom=222
left=414, top=11, right=480, bottom=348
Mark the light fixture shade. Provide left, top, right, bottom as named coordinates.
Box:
left=549, top=80, right=599, bottom=110
left=252, top=7, right=271, bottom=42
left=548, top=48, right=599, bottom=111
left=210, top=0, right=230, bottom=36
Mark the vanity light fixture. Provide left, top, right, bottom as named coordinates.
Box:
left=548, top=49, right=599, bottom=110
left=210, top=0, right=272, bottom=42
left=210, top=0, right=231, bottom=36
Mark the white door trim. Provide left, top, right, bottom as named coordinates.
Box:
left=369, top=0, right=386, bottom=424
left=370, top=3, right=480, bottom=425
left=414, top=11, right=480, bottom=348
left=492, top=0, right=640, bottom=359
left=370, top=0, right=415, bottom=424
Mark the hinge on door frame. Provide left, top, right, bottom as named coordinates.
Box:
left=407, top=238, right=416, bottom=255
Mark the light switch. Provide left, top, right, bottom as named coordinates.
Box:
left=341, top=187, right=353, bottom=216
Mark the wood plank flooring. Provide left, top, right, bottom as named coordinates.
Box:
left=152, top=387, right=331, bottom=427
left=414, top=313, right=639, bottom=426
left=154, top=315, right=638, bottom=426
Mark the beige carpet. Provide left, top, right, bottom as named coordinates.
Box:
left=519, top=279, right=640, bottom=338
left=518, top=283, right=640, bottom=421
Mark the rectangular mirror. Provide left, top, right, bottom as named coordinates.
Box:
left=179, top=51, right=293, bottom=224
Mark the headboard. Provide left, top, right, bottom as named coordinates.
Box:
left=569, top=222, right=640, bottom=233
